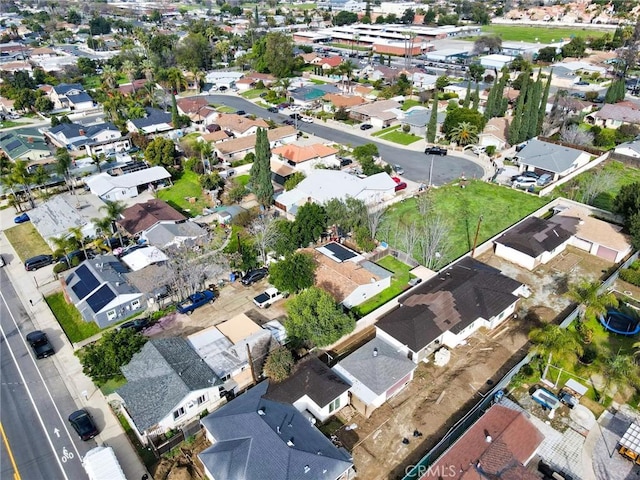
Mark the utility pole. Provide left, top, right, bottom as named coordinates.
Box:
left=471, top=214, right=483, bottom=257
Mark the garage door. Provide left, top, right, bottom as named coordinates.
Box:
left=386, top=372, right=412, bottom=398
left=596, top=245, right=618, bottom=262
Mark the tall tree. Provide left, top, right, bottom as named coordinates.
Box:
left=508, top=74, right=529, bottom=145
left=250, top=128, right=274, bottom=207
left=537, top=70, right=552, bottom=135
left=568, top=280, right=618, bottom=322
left=426, top=94, right=438, bottom=143
left=462, top=81, right=471, bottom=109
left=99, top=200, right=126, bottom=245
left=269, top=252, right=317, bottom=293
left=55, top=148, right=73, bottom=194
left=472, top=82, right=480, bottom=111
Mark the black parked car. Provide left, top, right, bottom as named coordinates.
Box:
left=119, top=317, right=151, bottom=333
left=283, top=119, right=294, bottom=126
left=424, top=146, right=447, bottom=156
left=24, top=254, right=54, bottom=271
left=289, top=113, right=302, bottom=120
left=360, top=123, right=373, bottom=130
left=26, top=331, right=55, bottom=359
left=241, top=267, right=269, bottom=286
left=68, top=409, right=99, bottom=441
left=267, top=107, right=278, bottom=113
left=236, top=110, right=246, bottom=115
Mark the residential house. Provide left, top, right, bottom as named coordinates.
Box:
left=0, top=97, right=16, bottom=114
left=198, top=381, right=354, bottom=480
left=314, top=56, right=343, bottom=71
left=264, top=356, right=350, bottom=423
left=0, top=61, right=32, bottom=76
left=410, top=72, right=438, bottom=91
left=63, top=255, right=145, bottom=327
left=125, top=264, right=172, bottom=306
left=117, top=338, right=225, bottom=444
left=0, top=130, right=50, bottom=162
left=549, top=203, right=632, bottom=263
left=271, top=143, right=339, bottom=173
left=514, top=138, right=591, bottom=181
left=214, top=113, right=269, bottom=137
left=120, top=246, right=168, bottom=272
left=360, top=65, right=401, bottom=84
left=48, top=83, right=92, bottom=110
left=420, top=404, right=543, bottom=480
left=205, top=71, right=243, bottom=90
left=215, top=125, right=297, bottom=162
left=350, top=99, right=401, bottom=128
left=614, top=138, right=640, bottom=159
left=376, top=257, right=525, bottom=363
left=177, top=97, right=217, bottom=126
left=587, top=104, right=640, bottom=129
left=308, top=242, right=392, bottom=308
left=478, top=117, right=510, bottom=151
left=46, top=122, right=130, bottom=157
left=275, top=170, right=397, bottom=215
left=494, top=216, right=574, bottom=270
left=332, top=336, right=417, bottom=418
left=289, top=84, right=341, bottom=108
left=85, top=166, right=172, bottom=201
left=399, top=107, right=442, bottom=138
left=188, top=313, right=273, bottom=395
left=116, top=199, right=186, bottom=237
left=66, top=92, right=94, bottom=112
left=141, top=221, right=207, bottom=249
left=117, top=79, right=148, bottom=96
left=546, top=94, right=593, bottom=115
left=126, top=108, right=173, bottom=134
left=322, top=93, right=367, bottom=113
left=213, top=205, right=247, bottom=225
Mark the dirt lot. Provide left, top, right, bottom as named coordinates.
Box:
left=329, top=246, right=615, bottom=480
left=145, top=279, right=288, bottom=339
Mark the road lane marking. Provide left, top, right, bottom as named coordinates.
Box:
left=0, top=289, right=81, bottom=461
left=0, top=422, right=22, bottom=480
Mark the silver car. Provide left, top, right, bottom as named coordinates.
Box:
left=394, top=164, right=405, bottom=175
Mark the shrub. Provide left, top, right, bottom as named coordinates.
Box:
left=263, top=347, right=295, bottom=382
left=53, top=262, right=69, bottom=274
left=402, top=124, right=411, bottom=133
left=620, top=267, right=640, bottom=287
left=485, top=145, right=496, bottom=157
left=579, top=345, right=598, bottom=365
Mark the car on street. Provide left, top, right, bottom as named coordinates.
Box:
left=177, top=290, right=215, bottom=315
left=510, top=171, right=539, bottom=182
left=283, top=119, right=294, bottom=126
left=235, top=110, right=246, bottom=116
left=241, top=267, right=269, bottom=286
left=300, top=116, right=314, bottom=123
left=24, top=254, right=54, bottom=271
left=360, top=123, right=373, bottom=130
left=575, top=81, right=589, bottom=86
left=394, top=164, right=404, bottom=175
left=267, top=107, right=278, bottom=113
left=424, top=146, right=447, bottom=156
left=119, top=317, right=151, bottom=332
left=26, top=331, right=55, bottom=359
left=537, top=173, right=553, bottom=186
left=277, top=102, right=290, bottom=109
left=512, top=177, right=537, bottom=189
left=14, top=213, right=30, bottom=223
left=289, top=113, right=302, bottom=120
left=68, top=409, right=99, bottom=441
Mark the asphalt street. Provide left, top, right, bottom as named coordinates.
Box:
left=0, top=268, right=91, bottom=480
left=205, top=94, right=484, bottom=184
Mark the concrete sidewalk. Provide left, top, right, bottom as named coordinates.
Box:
left=0, top=230, right=150, bottom=480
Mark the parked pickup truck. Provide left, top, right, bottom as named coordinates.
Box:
left=253, top=288, right=287, bottom=309
left=177, top=290, right=215, bottom=314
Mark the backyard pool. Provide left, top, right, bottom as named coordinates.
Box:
left=599, top=309, right=640, bottom=336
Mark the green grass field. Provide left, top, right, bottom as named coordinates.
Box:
left=157, top=170, right=212, bottom=216
left=4, top=223, right=52, bottom=262
left=240, top=88, right=267, bottom=99
left=372, top=125, right=400, bottom=137
left=379, top=130, right=422, bottom=145
left=401, top=99, right=425, bottom=111
left=379, top=180, right=549, bottom=264
left=0, top=120, right=21, bottom=129
left=46, top=292, right=100, bottom=343
left=477, top=25, right=609, bottom=44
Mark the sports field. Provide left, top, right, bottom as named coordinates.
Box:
left=477, top=24, right=610, bottom=44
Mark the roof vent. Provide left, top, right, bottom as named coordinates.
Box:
left=287, top=438, right=295, bottom=447
left=373, top=347, right=378, bottom=357
left=277, top=426, right=281, bottom=434
left=485, top=435, right=492, bottom=443
left=257, top=408, right=265, bottom=416
left=304, top=465, right=310, bottom=473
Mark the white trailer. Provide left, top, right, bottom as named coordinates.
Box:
left=82, top=446, right=127, bottom=480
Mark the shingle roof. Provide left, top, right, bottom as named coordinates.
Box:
left=129, top=107, right=172, bottom=129
left=421, top=404, right=543, bottom=480
left=593, top=104, right=640, bottom=124
left=52, top=83, right=84, bottom=95
left=215, top=126, right=297, bottom=155
left=143, top=221, right=206, bottom=247
left=66, top=92, right=93, bottom=104
left=264, top=357, right=349, bottom=407
left=199, top=381, right=353, bottom=480
left=118, top=338, right=219, bottom=432
left=376, top=257, right=522, bottom=352
left=495, top=216, right=573, bottom=258
left=516, top=138, right=586, bottom=173
left=215, top=113, right=269, bottom=134
left=117, top=199, right=186, bottom=235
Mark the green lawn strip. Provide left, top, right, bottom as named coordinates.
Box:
left=477, top=25, right=609, bottom=43
left=240, top=88, right=267, bottom=99
left=351, top=256, right=414, bottom=317
left=401, top=99, right=424, bottom=111
left=309, top=78, right=328, bottom=85
left=380, top=130, right=422, bottom=145
left=371, top=124, right=401, bottom=137
left=116, top=412, right=158, bottom=469
left=292, top=3, right=317, bottom=10
left=0, top=120, right=22, bottom=129
left=5, top=223, right=53, bottom=262
left=157, top=170, right=210, bottom=216
left=45, top=292, right=100, bottom=343
left=235, top=174, right=251, bottom=187
left=82, top=75, right=101, bottom=89
left=216, top=105, right=237, bottom=113
left=380, top=181, right=548, bottom=264
left=100, top=376, right=127, bottom=395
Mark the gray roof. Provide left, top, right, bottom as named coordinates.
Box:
left=495, top=216, right=573, bottom=258
left=130, top=107, right=172, bottom=129
left=516, top=138, right=586, bottom=173
left=334, top=336, right=416, bottom=396
left=616, top=138, right=640, bottom=155
left=52, top=83, right=84, bottom=95
left=199, top=381, right=353, bottom=480
left=64, top=255, right=138, bottom=304
left=143, top=221, right=206, bottom=247
left=66, top=92, right=93, bottom=104
left=118, top=338, right=220, bottom=432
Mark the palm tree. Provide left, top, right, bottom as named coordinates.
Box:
left=90, top=153, right=107, bottom=173
left=214, top=39, right=231, bottom=65
left=102, top=65, right=118, bottom=90
left=1, top=161, right=24, bottom=212
left=11, top=160, right=36, bottom=209
left=122, top=60, right=138, bottom=92
left=167, top=67, right=187, bottom=93
left=68, top=226, right=87, bottom=258
left=449, top=122, right=478, bottom=146
left=603, top=353, right=639, bottom=400
left=91, top=216, right=115, bottom=252
left=339, top=60, right=356, bottom=93
left=529, top=324, right=583, bottom=359
left=278, top=78, right=291, bottom=98
left=192, top=70, right=205, bottom=94
left=55, top=148, right=73, bottom=194
left=50, top=234, right=74, bottom=265
left=568, top=280, right=618, bottom=322
left=31, top=165, right=50, bottom=198
left=100, top=200, right=126, bottom=245
left=141, top=58, right=155, bottom=83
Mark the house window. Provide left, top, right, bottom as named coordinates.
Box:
left=107, top=310, right=116, bottom=320
left=197, top=394, right=207, bottom=405
left=497, top=311, right=504, bottom=320
left=173, top=407, right=185, bottom=420
left=131, top=299, right=140, bottom=309
left=329, top=397, right=341, bottom=413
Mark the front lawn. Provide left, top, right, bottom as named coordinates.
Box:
left=157, top=170, right=212, bottom=216
left=240, top=88, right=267, bottom=99
left=477, top=25, right=609, bottom=44
left=235, top=174, right=251, bottom=187
left=351, top=256, right=414, bottom=317
left=371, top=124, right=400, bottom=137
left=0, top=120, right=21, bottom=129
left=379, top=129, right=422, bottom=145
left=4, top=223, right=52, bottom=262
left=401, top=99, right=424, bottom=111
left=216, top=105, right=237, bottom=113
left=46, top=292, right=100, bottom=343
left=379, top=180, right=549, bottom=265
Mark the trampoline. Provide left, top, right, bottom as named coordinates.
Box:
left=599, top=309, right=640, bottom=336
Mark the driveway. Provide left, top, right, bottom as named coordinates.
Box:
left=205, top=94, right=485, bottom=185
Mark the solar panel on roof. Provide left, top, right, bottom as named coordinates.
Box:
left=71, top=264, right=100, bottom=299
left=324, top=242, right=357, bottom=262
left=6, top=140, right=22, bottom=151
left=86, top=284, right=116, bottom=313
